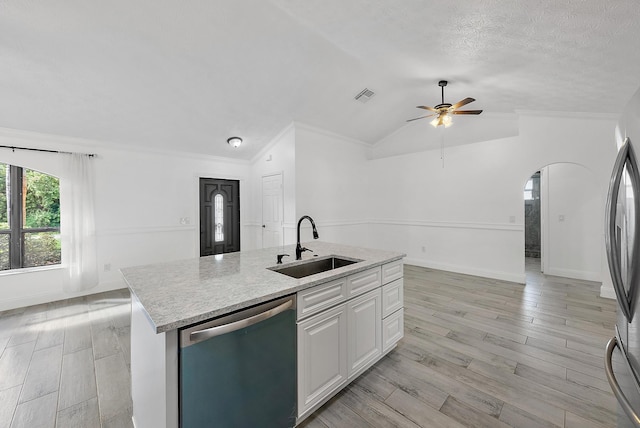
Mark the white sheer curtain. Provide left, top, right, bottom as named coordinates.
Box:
left=62, top=153, right=98, bottom=291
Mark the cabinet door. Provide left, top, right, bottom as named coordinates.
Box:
left=297, top=304, right=347, bottom=418
left=382, top=278, right=403, bottom=318
left=347, top=289, right=382, bottom=379
left=382, top=308, right=404, bottom=353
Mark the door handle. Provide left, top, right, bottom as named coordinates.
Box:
left=189, top=298, right=293, bottom=344
left=262, top=225, right=266, bottom=228
left=605, top=138, right=640, bottom=322
left=605, top=336, right=640, bottom=427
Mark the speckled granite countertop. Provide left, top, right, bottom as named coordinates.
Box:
left=121, top=241, right=405, bottom=333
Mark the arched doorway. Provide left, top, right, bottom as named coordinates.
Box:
left=523, top=163, right=602, bottom=281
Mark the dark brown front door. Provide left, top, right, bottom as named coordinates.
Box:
left=200, top=178, right=240, bottom=256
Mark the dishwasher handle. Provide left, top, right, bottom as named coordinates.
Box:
left=189, top=298, right=293, bottom=345
left=605, top=336, right=640, bottom=427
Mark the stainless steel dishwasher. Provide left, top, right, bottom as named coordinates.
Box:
left=179, top=294, right=296, bottom=428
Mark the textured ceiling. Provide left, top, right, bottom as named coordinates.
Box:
left=1, top=0, right=639, bottom=159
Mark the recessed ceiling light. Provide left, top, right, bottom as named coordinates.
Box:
left=227, top=137, right=242, bottom=148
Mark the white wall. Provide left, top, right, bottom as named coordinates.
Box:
left=294, top=124, right=371, bottom=247
left=94, top=146, right=252, bottom=281
left=372, top=112, right=520, bottom=159
left=541, top=163, right=601, bottom=281
left=367, top=113, right=617, bottom=286
left=367, top=136, right=526, bottom=282
left=0, top=128, right=252, bottom=311
left=260, top=117, right=616, bottom=289
left=0, top=111, right=620, bottom=310
left=249, top=124, right=297, bottom=247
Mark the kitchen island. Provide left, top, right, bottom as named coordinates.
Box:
left=122, top=241, right=405, bottom=428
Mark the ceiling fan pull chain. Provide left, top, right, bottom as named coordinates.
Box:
left=441, top=127, right=445, bottom=168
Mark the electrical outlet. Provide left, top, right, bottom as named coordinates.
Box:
left=509, top=215, right=516, bottom=223
left=421, top=246, right=426, bottom=253
left=104, top=263, right=111, bottom=272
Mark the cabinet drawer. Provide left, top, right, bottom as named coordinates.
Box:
left=382, top=278, right=404, bottom=318
left=346, top=267, right=381, bottom=298
left=382, top=308, right=404, bottom=353
left=297, top=278, right=347, bottom=320
left=381, top=260, right=403, bottom=284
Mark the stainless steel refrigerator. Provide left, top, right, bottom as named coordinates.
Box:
left=605, top=86, right=640, bottom=427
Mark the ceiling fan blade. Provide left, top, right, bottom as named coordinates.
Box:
left=450, top=97, right=475, bottom=110
left=406, top=114, right=436, bottom=122
left=452, top=110, right=483, bottom=115
left=417, top=105, right=438, bottom=112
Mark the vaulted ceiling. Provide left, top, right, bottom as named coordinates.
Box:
left=1, top=0, right=639, bottom=159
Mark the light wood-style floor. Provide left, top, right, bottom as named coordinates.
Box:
left=0, top=289, right=132, bottom=428
left=0, top=259, right=618, bottom=427
left=301, top=259, right=618, bottom=428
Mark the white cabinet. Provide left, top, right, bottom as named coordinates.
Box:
left=382, top=308, right=404, bottom=353
left=297, top=277, right=347, bottom=320
left=381, top=259, right=403, bottom=284
left=297, top=304, right=347, bottom=418
left=382, top=278, right=403, bottom=318
left=346, top=267, right=381, bottom=298
left=296, top=260, right=403, bottom=422
left=347, top=289, right=381, bottom=379
left=381, top=278, right=404, bottom=353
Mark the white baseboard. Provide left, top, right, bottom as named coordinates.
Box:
left=0, top=280, right=128, bottom=312
left=544, top=267, right=601, bottom=282
left=600, top=284, right=616, bottom=300
left=404, top=257, right=526, bottom=284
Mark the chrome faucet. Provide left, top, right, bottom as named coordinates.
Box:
left=296, top=215, right=319, bottom=260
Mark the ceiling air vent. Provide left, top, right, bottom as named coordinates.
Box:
left=354, top=88, right=375, bottom=103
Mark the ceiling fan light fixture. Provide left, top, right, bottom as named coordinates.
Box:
left=227, top=137, right=242, bottom=148
left=430, top=113, right=453, bottom=128
left=407, top=81, right=481, bottom=125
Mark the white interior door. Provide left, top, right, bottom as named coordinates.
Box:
left=262, top=173, right=283, bottom=249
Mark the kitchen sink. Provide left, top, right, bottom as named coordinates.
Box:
left=269, top=256, right=361, bottom=279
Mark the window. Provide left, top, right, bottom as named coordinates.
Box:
left=214, top=193, right=224, bottom=242
left=524, top=178, right=534, bottom=200
left=524, top=172, right=540, bottom=201
left=0, top=163, right=61, bottom=270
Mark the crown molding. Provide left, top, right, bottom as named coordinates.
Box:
left=249, top=121, right=372, bottom=165
left=0, top=126, right=250, bottom=165
left=515, top=110, right=619, bottom=121
left=294, top=121, right=372, bottom=148
left=250, top=122, right=295, bottom=165
left=0, top=126, right=99, bottom=154
left=373, top=111, right=520, bottom=147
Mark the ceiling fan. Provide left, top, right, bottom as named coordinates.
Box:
left=407, top=80, right=482, bottom=127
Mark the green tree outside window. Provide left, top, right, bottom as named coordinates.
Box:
left=0, top=163, right=61, bottom=270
